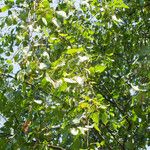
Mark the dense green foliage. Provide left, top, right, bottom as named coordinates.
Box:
left=0, top=0, right=150, bottom=149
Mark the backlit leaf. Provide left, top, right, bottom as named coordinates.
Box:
left=66, top=48, right=84, bottom=55
left=101, top=112, right=108, bottom=125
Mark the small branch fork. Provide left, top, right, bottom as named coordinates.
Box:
left=0, top=73, right=65, bottom=150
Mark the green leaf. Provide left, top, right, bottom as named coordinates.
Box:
left=72, top=118, right=80, bottom=124
left=66, top=47, right=84, bottom=55
left=0, top=0, right=149, bottom=149
left=77, top=126, right=88, bottom=134
left=0, top=48, right=4, bottom=54
left=8, top=65, right=13, bottom=73
left=89, top=65, right=106, bottom=74
left=42, top=17, right=47, bottom=26
left=0, top=5, right=10, bottom=12
left=17, top=71, right=25, bottom=82
left=45, top=72, right=55, bottom=87
left=39, top=63, right=47, bottom=70
left=79, top=102, right=89, bottom=108
left=43, top=27, right=49, bottom=37
left=34, top=100, right=42, bottom=104
left=70, top=128, right=79, bottom=135
left=94, top=123, right=100, bottom=132
left=58, top=81, right=67, bottom=91
left=90, top=112, right=99, bottom=124
left=110, top=0, right=129, bottom=9
left=95, top=65, right=106, bottom=73
left=6, top=59, right=12, bottom=64
left=101, top=112, right=108, bottom=125
left=52, top=18, right=60, bottom=28
left=64, top=78, right=76, bottom=83
left=56, top=11, right=67, bottom=18
left=8, top=0, right=14, bottom=2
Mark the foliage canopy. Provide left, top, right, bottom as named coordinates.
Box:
left=0, top=0, right=150, bottom=149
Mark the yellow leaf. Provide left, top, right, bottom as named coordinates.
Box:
left=79, top=102, right=89, bottom=108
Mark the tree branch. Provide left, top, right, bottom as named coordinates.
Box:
left=102, top=123, right=125, bottom=150
left=48, top=144, right=66, bottom=150
left=94, top=83, right=132, bottom=131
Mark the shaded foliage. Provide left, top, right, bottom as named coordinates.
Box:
left=0, top=0, right=149, bottom=149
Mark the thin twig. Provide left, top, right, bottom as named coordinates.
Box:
left=102, top=123, right=125, bottom=150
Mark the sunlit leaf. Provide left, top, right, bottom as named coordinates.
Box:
left=64, top=78, right=76, bottom=83
left=34, top=100, right=42, bottom=104
left=52, top=17, right=60, bottom=27
left=77, top=126, right=88, bottom=134
left=89, top=65, right=106, bottom=74
left=39, top=63, right=47, bottom=70
left=42, top=17, right=47, bottom=26
left=0, top=0, right=149, bottom=149
left=56, top=11, right=67, bottom=18
left=90, top=112, right=99, bottom=124
left=78, top=55, right=89, bottom=63
left=70, top=128, right=79, bottom=135
left=0, top=5, right=10, bottom=12
left=73, top=76, right=84, bottom=85
left=72, top=118, right=80, bottom=124
left=79, top=102, right=89, bottom=108
left=101, top=112, right=108, bottom=125
left=66, top=47, right=84, bottom=55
